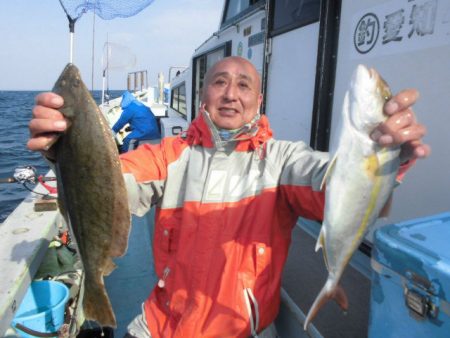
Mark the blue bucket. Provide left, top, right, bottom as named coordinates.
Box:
left=12, top=280, right=70, bottom=338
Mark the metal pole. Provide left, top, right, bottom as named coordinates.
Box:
left=68, top=16, right=76, bottom=64
left=91, top=9, right=96, bottom=91
left=102, top=69, right=106, bottom=106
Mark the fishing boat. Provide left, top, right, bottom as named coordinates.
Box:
left=2, top=0, right=450, bottom=337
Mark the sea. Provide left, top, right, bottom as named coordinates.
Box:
left=0, top=90, right=124, bottom=223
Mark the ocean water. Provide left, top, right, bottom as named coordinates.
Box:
left=0, top=90, right=123, bottom=223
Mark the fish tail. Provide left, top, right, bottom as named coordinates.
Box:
left=303, top=279, right=348, bottom=331
left=83, top=278, right=117, bottom=328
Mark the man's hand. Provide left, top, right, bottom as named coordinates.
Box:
left=371, top=89, right=431, bottom=162
left=27, top=92, right=67, bottom=158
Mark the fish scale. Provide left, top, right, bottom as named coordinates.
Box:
left=52, top=63, right=131, bottom=328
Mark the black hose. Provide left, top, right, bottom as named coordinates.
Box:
left=15, top=323, right=59, bottom=337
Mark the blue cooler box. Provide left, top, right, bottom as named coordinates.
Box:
left=369, top=212, right=450, bottom=337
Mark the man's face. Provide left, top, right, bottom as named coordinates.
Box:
left=201, top=57, right=263, bottom=130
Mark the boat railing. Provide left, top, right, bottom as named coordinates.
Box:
left=127, top=70, right=148, bottom=93
left=0, top=171, right=61, bottom=336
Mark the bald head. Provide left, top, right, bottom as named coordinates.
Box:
left=201, top=56, right=263, bottom=130
left=203, top=56, right=262, bottom=97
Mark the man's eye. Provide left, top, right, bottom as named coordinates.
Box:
left=239, top=82, right=250, bottom=89
left=214, top=79, right=226, bottom=86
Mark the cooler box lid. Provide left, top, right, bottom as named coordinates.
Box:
left=373, top=212, right=450, bottom=303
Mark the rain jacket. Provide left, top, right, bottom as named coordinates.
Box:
left=119, top=112, right=329, bottom=337
left=113, top=91, right=160, bottom=151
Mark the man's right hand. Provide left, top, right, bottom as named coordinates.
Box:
left=27, top=92, right=67, bottom=158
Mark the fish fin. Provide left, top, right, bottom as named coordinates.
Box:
left=315, top=227, right=330, bottom=270
left=320, top=154, right=338, bottom=191
left=303, top=280, right=349, bottom=331
left=314, top=227, right=324, bottom=252
left=334, top=284, right=349, bottom=312
left=103, top=258, right=117, bottom=276
left=84, top=274, right=117, bottom=327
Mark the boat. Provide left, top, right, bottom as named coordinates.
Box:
left=2, top=0, right=450, bottom=337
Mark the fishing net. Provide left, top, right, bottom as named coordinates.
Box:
left=58, top=0, right=155, bottom=21
left=102, top=41, right=137, bottom=70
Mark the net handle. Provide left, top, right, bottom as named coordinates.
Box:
left=58, top=0, right=78, bottom=63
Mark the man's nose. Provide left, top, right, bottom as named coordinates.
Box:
left=223, top=83, right=238, bottom=100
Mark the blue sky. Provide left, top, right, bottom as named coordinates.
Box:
left=0, top=0, right=223, bottom=90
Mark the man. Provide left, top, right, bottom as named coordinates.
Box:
left=112, top=90, right=160, bottom=153
left=28, top=57, right=429, bottom=337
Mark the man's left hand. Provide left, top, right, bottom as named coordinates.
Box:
left=371, top=89, right=431, bottom=163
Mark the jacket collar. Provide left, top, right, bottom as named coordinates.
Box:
left=185, top=111, right=273, bottom=152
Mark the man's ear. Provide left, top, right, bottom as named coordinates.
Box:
left=258, top=93, right=263, bottom=108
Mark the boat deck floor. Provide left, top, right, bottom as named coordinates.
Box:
left=105, top=211, right=157, bottom=337
left=282, top=225, right=370, bottom=338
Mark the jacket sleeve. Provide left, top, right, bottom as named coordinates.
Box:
left=119, top=142, right=167, bottom=216
left=112, top=107, right=133, bottom=133
left=278, top=141, right=329, bottom=221
left=119, top=137, right=187, bottom=216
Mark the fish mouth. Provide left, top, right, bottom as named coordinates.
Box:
left=366, top=66, right=391, bottom=101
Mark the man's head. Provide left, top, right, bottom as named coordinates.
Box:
left=201, top=56, right=263, bottom=130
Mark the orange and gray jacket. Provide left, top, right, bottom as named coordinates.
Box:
left=120, top=112, right=330, bottom=337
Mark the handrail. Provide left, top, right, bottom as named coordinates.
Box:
left=127, top=70, right=148, bottom=92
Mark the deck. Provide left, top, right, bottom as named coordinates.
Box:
left=281, top=223, right=370, bottom=338
left=105, top=212, right=157, bottom=337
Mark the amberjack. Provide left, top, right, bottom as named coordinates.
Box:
left=53, top=63, right=131, bottom=327
left=304, top=65, right=400, bottom=330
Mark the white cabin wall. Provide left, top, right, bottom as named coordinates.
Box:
left=333, top=0, right=450, bottom=227
left=194, top=11, right=266, bottom=76
left=265, top=23, right=320, bottom=142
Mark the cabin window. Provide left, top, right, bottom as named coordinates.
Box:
left=222, top=0, right=265, bottom=27
left=225, top=0, right=251, bottom=21
left=271, top=0, right=320, bottom=36
left=171, top=82, right=187, bottom=117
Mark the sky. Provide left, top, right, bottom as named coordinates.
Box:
left=0, top=0, right=224, bottom=91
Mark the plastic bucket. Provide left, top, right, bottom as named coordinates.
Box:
left=12, top=280, right=70, bottom=338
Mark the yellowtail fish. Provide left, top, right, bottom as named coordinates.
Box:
left=304, top=64, right=401, bottom=330
left=53, top=63, right=131, bottom=327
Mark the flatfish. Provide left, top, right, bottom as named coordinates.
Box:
left=53, top=63, right=131, bottom=327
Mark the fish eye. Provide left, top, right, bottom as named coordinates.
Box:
left=73, top=78, right=80, bottom=87
left=60, top=80, right=66, bottom=87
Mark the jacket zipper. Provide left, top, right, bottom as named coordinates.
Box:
left=157, top=267, right=171, bottom=288
left=244, top=288, right=260, bottom=337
